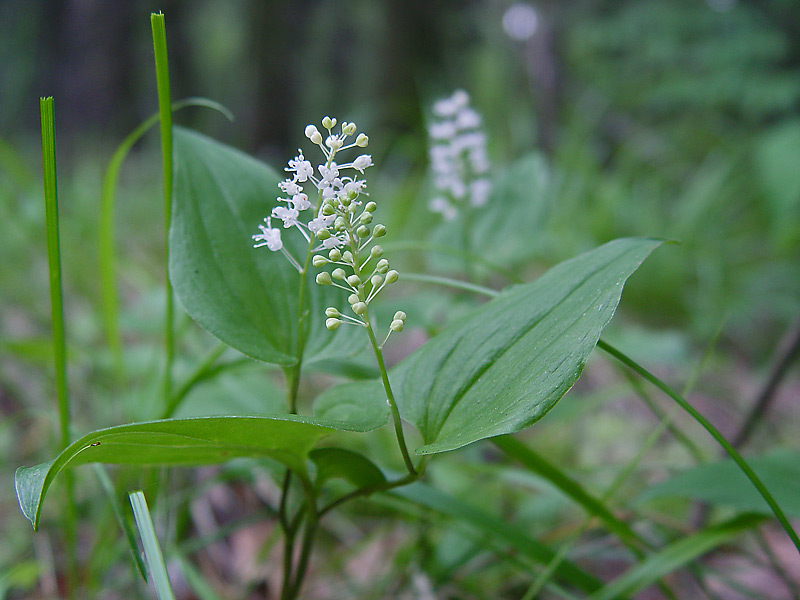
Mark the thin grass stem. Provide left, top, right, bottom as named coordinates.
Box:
left=597, top=339, right=800, bottom=557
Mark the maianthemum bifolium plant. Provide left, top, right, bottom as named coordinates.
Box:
left=13, top=12, right=800, bottom=600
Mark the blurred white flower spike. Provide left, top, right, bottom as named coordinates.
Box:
left=427, top=90, right=491, bottom=220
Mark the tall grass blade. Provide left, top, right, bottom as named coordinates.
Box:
left=598, top=339, right=800, bottom=557
left=129, top=491, right=176, bottom=600
left=151, top=12, right=175, bottom=410
left=39, top=97, right=70, bottom=450
left=39, top=97, right=78, bottom=596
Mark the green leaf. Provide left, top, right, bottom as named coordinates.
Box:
left=637, top=450, right=800, bottom=518
left=588, top=514, right=763, bottom=600
left=15, top=412, right=386, bottom=531
left=169, top=127, right=350, bottom=365
left=310, top=447, right=386, bottom=490
left=393, top=238, right=662, bottom=454
left=313, top=379, right=389, bottom=432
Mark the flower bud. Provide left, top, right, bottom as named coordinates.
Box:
left=317, top=229, right=332, bottom=241
left=347, top=274, right=361, bottom=287
left=376, top=258, right=389, bottom=273
left=357, top=225, right=370, bottom=238
left=316, top=272, right=332, bottom=286
left=373, top=224, right=387, bottom=237
left=393, top=311, right=407, bottom=322
left=340, top=195, right=351, bottom=207
left=370, top=245, right=384, bottom=258
left=390, top=319, right=404, bottom=332
left=325, top=307, right=340, bottom=318
left=342, top=122, right=357, bottom=135
left=371, top=275, right=383, bottom=287
left=347, top=293, right=360, bottom=304
left=322, top=203, right=335, bottom=216
left=352, top=154, right=373, bottom=172
left=385, top=270, right=399, bottom=284
left=332, top=268, right=346, bottom=280
left=342, top=251, right=354, bottom=264
left=312, top=255, right=328, bottom=267
left=355, top=133, right=369, bottom=147
left=352, top=302, right=367, bottom=315
left=326, top=318, right=341, bottom=331
left=322, top=116, right=335, bottom=129
left=334, top=217, right=347, bottom=232
left=364, top=201, right=377, bottom=212
left=305, top=124, right=322, bottom=144
left=328, top=248, right=342, bottom=261
left=360, top=212, right=373, bottom=224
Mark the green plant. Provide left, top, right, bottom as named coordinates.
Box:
left=11, top=11, right=800, bottom=600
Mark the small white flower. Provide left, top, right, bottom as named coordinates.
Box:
left=272, top=205, right=300, bottom=228
left=287, top=150, right=313, bottom=182
left=291, top=193, right=311, bottom=211
left=343, top=179, right=367, bottom=196
left=279, top=178, right=302, bottom=196
left=351, top=154, right=373, bottom=173
left=321, top=235, right=344, bottom=249
left=308, top=214, right=335, bottom=234
left=252, top=218, right=283, bottom=251
left=319, top=163, right=339, bottom=183
left=326, top=135, right=343, bottom=150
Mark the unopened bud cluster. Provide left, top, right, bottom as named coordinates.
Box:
left=427, top=90, right=491, bottom=220
left=254, top=117, right=405, bottom=342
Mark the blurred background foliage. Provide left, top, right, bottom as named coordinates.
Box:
left=2, top=0, right=800, bottom=597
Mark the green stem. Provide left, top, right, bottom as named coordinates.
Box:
left=365, top=320, right=417, bottom=476
left=319, top=463, right=427, bottom=517
left=597, top=339, right=800, bottom=557
left=151, top=13, right=175, bottom=413
left=40, top=97, right=77, bottom=598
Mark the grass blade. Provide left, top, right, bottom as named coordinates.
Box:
left=129, top=491, right=176, bottom=600
left=39, top=97, right=70, bottom=450
left=598, top=339, right=800, bottom=557
left=588, top=514, right=764, bottom=600
left=40, top=97, right=78, bottom=596
left=151, top=12, right=175, bottom=411
left=93, top=465, right=147, bottom=580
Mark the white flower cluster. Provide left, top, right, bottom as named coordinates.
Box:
left=253, top=117, right=405, bottom=341
left=427, top=90, right=491, bottom=221
left=253, top=116, right=371, bottom=271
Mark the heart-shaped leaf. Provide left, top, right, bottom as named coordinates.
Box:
left=169, top=127, right=352, bottom=365
left=391, top=238, right=662, bottom=454
left=15, top=409, right=388, bottom=531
